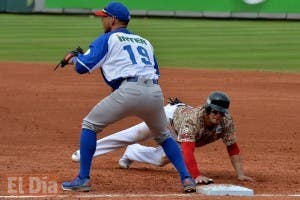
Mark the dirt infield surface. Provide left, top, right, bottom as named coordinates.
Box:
left=0, top=62, right=299, bottom=199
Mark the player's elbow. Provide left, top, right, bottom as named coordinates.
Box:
left=75, top=65, right=89, bottom=74
left=75, top=69, right=87, bottom=74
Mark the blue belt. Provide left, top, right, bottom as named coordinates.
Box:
left=126, top=77, right=158, bottom=84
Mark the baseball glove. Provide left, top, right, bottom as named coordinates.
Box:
left=54, top=46, right=84, bottom=71
left=167, top=97, right=183, bottom=105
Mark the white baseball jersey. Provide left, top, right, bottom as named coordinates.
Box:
left=73, top=28, right=159, bottom=90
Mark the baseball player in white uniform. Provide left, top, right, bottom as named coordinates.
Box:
left=60, top=2, right=196, bottom=193
left=71, top=92, right=253, bottom=184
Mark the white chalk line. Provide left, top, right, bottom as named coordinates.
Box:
left=0, top=193, right=300, bottom=198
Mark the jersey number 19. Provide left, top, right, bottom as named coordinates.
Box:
left=123, top=45, right=152, bottom=65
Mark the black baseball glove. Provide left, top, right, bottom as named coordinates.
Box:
left=167, top=97, right=183, bottom=105
left=54, top=46, right=84, bottom=71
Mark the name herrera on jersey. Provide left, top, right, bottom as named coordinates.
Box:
left=117, top=35, right=147, bottom=45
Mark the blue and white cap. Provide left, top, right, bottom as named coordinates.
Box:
left=94, top=2, right=131, bottom=22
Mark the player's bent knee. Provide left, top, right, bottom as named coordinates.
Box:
left=154, top=131, right=171, bottom=145
left=82, top=120, right=103, bottom=133
left=158, top=156, right=170, bottom=167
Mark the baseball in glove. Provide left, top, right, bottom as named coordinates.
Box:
left=54, top=46, right=84, bottom=71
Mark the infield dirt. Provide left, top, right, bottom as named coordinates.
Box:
left=0, top=62, right=299, bottom=199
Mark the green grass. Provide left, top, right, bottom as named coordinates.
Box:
left=0, top=14, right=299, bottom=72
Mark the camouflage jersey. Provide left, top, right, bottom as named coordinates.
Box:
left=172, top=105, right=236, bottom=147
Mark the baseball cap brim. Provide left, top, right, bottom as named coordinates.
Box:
left=94, top=9, right=110, bottom=17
